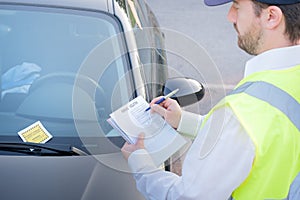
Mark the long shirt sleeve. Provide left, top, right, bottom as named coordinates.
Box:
left=127, top=107, right=255, bottom=200
left=176, top=110, right=204, bottom=138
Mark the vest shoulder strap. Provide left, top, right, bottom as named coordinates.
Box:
left=229, top=81, right=300, bottom=132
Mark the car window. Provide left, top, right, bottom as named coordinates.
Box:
left=0, top=6, right=133, bottom=145
left=116, top=0, right=168, bottom=101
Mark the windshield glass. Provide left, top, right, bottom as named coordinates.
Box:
left=0, top=6, right=133, bottom=152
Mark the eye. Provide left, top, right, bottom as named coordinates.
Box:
left=232, top=1, right=239, bottom=9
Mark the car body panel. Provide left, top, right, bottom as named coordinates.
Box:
left=0, top=0, right=169, bottom=199
left=0, top=154, right=144, bottom=199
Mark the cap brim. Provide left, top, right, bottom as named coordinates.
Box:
left=204, top=0, right=232, bottom=6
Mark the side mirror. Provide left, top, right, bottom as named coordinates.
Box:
left=163, top=77, right=205, bottom=107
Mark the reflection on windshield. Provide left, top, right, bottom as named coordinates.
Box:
left=0, top=7, right=131, bottom=144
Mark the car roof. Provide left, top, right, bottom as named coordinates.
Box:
left=0, top=0, right=112, bottom=13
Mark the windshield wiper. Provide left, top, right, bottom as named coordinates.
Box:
left=0, top=142, right=88, bottom=156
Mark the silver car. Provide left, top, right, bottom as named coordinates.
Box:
left=0, top=0, right=204, bottom=199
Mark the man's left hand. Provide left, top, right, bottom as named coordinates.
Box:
left=121, top=133, right=145, bottom=160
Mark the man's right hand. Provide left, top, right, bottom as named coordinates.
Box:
left=149, top=97, right=182, bottom=129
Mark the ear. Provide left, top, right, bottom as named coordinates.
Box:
left=262, top=6, right=283, bottom=30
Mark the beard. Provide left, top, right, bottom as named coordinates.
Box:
left=234, top=23, right=263, bottom=56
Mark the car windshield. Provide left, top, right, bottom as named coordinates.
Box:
left=0, top=6, right=134, bottom=153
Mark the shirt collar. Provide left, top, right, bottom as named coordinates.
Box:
left=244, top=45, right=300, bottom=77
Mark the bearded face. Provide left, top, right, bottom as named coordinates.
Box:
left=234, top=20, right=264, bottom=56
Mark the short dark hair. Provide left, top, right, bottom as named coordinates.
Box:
left=252, top=1, right=300, bottom=44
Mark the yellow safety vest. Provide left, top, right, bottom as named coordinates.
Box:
left=204, top=65, right=300, bottom=200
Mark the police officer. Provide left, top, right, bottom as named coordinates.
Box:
left=122, top=0, right=300, bottom=199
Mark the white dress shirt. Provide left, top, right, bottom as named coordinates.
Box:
left=128, top=45, right=300, bottom=200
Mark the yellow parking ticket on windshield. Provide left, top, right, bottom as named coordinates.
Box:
left=18, top=121, right=53, bottom=144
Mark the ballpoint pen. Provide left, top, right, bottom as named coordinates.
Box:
left=145, top=88, right=179, bottom=111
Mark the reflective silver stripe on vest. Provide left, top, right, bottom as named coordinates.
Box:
left=230, top=81, right=300, bottom=132
left=287, top=172, right=300, bottom=200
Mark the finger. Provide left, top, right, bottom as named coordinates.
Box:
left=150, top=96, right=163, bottom=105
left=163, top=98, right=176, bottom=108
left=121, top=142, right=130, bottom=151
left=138, top=133, right=145, bottom=139
left=136, top=133, right=145, bottom=146
left=121, top=143, right=131, bottom=160
left=151, top=104, right=167, bottom=117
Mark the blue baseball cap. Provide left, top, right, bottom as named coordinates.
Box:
left=204, top=0, right=300, bottom=6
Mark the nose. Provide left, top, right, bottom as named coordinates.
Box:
left=227, top=4, right=236, bottom=23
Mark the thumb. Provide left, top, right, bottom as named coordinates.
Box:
left=138, top=133, right=145, bottom=141
left=151, top=104, right=167, bottom=117
left=136, top=133, right=145, bottom=148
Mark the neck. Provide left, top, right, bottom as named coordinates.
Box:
left=258, top=30, right=294, bottom=55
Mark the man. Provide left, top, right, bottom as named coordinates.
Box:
left=122, top=0, right=300, bottom=199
